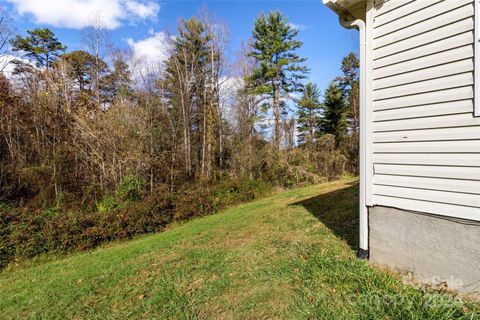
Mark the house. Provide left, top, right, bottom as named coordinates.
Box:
left=323, top=0, right=480, bottom=295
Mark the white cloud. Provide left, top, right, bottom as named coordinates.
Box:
left=6, top=0, right=160, bottom=29
left=0, top=54, right=35, bottom=82
left=126, top=31, right=170, bottom=84
left=0, top=54, right=16, bottom=76
left=124, top=0, right=158, bottom=19
left=287, top=22, right=309, bottom=31
left=127, top=31, right=169, bottom=67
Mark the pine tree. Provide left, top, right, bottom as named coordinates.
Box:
left=339, top=52, right=359, bottom=133
left=59, top=50, right=108, bottom=93
left=102, top=59, right=132, bottom=101
left=321, top=80, right=348, bottom=145
left=296, top=82, right=322, bottom=145
left=163, top=17, right=214, bottom=179
left=338, top=52, right=360, bottom=173
left=11, top=28, right=66, bottom=71
left=248, top=11, right=308, bottom=149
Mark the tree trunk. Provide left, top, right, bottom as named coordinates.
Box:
left=272, top=83, right=280, bottom=150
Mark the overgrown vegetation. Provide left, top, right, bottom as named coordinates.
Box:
left=1, top=180, right=478, bottom=319
left=0, top=10, right=358, bottom=264
left=0, top=179, right=271, bottom=268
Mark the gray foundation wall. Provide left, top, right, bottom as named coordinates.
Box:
left=369, top=206, right=480, bottom=296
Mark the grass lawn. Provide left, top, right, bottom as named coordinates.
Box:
left=0, top=179, right=478, bottom=319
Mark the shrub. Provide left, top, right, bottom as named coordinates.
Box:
left=173, top=189, right=214, bottom=221
left=0, top=190, right=174, bottom=268
left=173, top=179, right=271, bottom=221
left=0, top=179, right=271, bottom=269
left=260, top=151, right=322, bottom=188
left=0, top=208, right=16, bottom=268
left=116, top=174, right=145, bottom=201
left=54, top=192, right=66, bottom=209
left=96, top=195, right=120, bottom=212
left=313, top=134, right=348, bottom=181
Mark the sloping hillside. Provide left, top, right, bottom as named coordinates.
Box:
left=0, top=179, right=478, bottom=319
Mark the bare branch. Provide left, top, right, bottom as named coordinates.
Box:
left=0, top=8, right=16, bottom=72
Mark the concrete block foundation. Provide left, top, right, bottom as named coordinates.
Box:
left=369, top=206, right=480, bottom=296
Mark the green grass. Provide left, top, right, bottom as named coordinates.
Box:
left=0, top=179, right=478, bottom=319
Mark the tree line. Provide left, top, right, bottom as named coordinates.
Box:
left=0, top=9, right=359, bottom=208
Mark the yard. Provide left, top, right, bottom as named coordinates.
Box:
left=0, top=179, right=478, bottom=319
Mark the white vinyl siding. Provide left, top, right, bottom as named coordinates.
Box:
left=476, top=0, right=480, bottom=116
left=371, top=0, right=480, bottom=221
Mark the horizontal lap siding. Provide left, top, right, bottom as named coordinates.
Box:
left=374, top=18, right=474, bottom=59
left=374, top=126, right=480, bottom=143
left=372, top=0, right=480, bottom=220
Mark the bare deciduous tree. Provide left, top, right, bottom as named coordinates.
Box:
left=81, top=12, right=111, bottom=103
left=0, top=8, right=15, bottom=72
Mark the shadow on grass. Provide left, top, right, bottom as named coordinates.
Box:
left=291, top=183, right=359, bottom=250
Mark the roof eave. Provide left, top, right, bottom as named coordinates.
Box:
left=323, top=0, right=366, bottom=27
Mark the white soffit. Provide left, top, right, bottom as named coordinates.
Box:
left=323, top=0, right=366, bottom=20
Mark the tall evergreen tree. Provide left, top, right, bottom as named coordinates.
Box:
left=102, top=59, right=132, bottom=100
left=321, top=80, right=348, bottom=145
left=248, top=11, right=308, bottom=149
left=296, top=82, right=322, bottom=145
left=163, top=17, right=212, bottom=179
left=339, top=52, right=360, bottom=173
left=339, top=52, right=359, bottom=133
left=11, top=28, right=66, bottom=70
left=59, top=50, right=108, bottom=93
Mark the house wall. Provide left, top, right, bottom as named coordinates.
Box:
left=370, top=0, right=480, bottom=221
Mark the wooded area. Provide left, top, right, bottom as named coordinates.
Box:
left=0, top=9, right=359, bottom=265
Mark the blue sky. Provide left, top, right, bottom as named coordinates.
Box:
left=3, top=0, right=358, bottom=92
